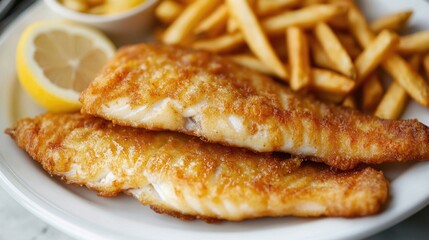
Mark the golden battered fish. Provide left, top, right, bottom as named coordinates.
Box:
left=80, top=44, right=429, bottom=170
left=5, top=113, right=388, bottom=221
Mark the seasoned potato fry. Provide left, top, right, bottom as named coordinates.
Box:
left=424, top=53, right=429, bottom=80
left=262, top=4, right=347, bottom=35
left=312, top=68, right=355, bottom=94
left=355, top=30, right=398, bottom=84
left=342, top=95, right=357, bottom=109
left=163, top=0, right=220, bottom=44
left=398, top=30, right=429, bottom=54
left=370, top=10, right=413, bottom=33
left=257, top=0, right=300, bottom=16
left=309, top=36, right=335, bottom=70
left=349, top=6, right=429, bottom=107
left=362, top=74, right=384, bottom=112
left=227, top=17, right=239, bottom=33
left=227, top=0, right=287, bottom=79
left=314, top=22, right=356, bottom=79
left=155, top=0, right=183, bottom=24
left=287, top=27, right=311, bottom=90
left=228, top=54, right=287, bottom=77
left=336, top=33, right=362, bottom=59
left=382, top=54, right=429, bottom=107
left=192, top=32, right=244, bottom=53
left=375, top=55, right=421, bottom=119
left=348, top=6, right=376, bottom=47
left=194, top=4, right=228, bottom=37
left=374, top=83, right=408, bottom=119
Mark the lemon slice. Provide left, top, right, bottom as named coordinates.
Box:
left=16, top=21, right=116, bottom=112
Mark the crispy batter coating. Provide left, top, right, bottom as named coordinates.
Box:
left=80, top=44, right=429, bottom=170
left=5, top=113, right=388, bottom=221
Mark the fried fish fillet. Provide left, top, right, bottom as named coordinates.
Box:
left=80, top=44, right=429, bottom=170
left=5, top=113, right=388, bottom=221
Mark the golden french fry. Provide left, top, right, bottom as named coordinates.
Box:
left=362, top=74, right=384, bottom=112
left=374, top=55, right=421, bottom=119
left=227, top=0, right=287, bottom=79
left=192, top=32, right=244, bottom=53
left=349, top=6, right=429, bottom=107
left=194, top=4, right=228, bottom=37
left=287, top=27, right=311, bottom=90
left=342, top=95, right=357, bottom=109
left=354, top=30, right=399, bottom=84
left=370, top=10, right=413, bottom=33
left=228, top=54, right=282, bottom=76
left=155, top=0, right=183, bottom=24
left=308, top=36, right=335, bottom=70
left=348, top=6, right=376, bottom=47
left=257, top=0, right=300, bottom=16
left=374, top=83, right=407, bottom=119
left=423, top=53, right=429, bottom=80
left=336, top=33, right=362, bottom=59
left=262, top=4, right=347, bottom=35
left=398, top=30, right=429, bottom=54
left=227, top=17, right=239, bottom=33
left=163, top=0, right=221, bottom=44
left=382, top=54, right=429, bottom=106
left=314, top=22, right=356, bottom=79
left=312, top=68, right=355, bottom=94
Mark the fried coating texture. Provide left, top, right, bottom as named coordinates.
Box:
left=5, top=113, right=388, bottom=221
left=80, top=44, right=429, bottom=170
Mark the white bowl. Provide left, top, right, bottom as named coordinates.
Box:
left=43, top=0, right=159, bottom=45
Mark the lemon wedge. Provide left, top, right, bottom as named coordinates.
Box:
left=16, top=21, right=116, bottom=112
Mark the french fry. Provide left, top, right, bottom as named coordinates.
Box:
left=336, top=33, right=362, bottom=59
left=348, top=6, right=376, bottom=47
left=374, top=83, right=407, bottom=119
left=362, top=74, right=384, bottom=112
left=342, top=95, right=357, bottom=109
left=192, top=32, right=244, bottom=53
left=163, top=0, right=221, bottom=44
left=257, top=0, right=300, bottom=16
left=309, top=36, right=335, bottom=70
left=382, top=54, right=429, bottom=107
left=328, top=11, right=349, bottom=30
left=370, top=10, right=413, bottom=33
left=312, top=68, right=355, bottom=94
left=194, top=4, right=228, bottom=37
left=375, top=55, right=422, bottom=119
left=423, top=53, right=429, bottom=80
left=349, top=6, right=429, bottom=107
left=354, top=30, right=398, bottom=85
left=228, top=54, right=286, bottom=76
left=227, top=0, right=288, bottom=79
left=155, top=0, right=183, bottom=24
left=287, top=27, right=311, bottom=90
left=398, top=30, right=429, bottom=54
left=261, top=4, right=347, bottom=35
left=314, top=22, right=356, bottom=79
left=227, top=17, right=239, bottom=33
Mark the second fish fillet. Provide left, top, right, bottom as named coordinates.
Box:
left=5, top=113, right=388, bottom=221
left=80, top=44, right=429, bottom=170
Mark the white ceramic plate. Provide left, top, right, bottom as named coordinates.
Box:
left=1, top=1, right=429, bottom=240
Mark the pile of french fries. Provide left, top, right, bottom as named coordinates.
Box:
left=155, top=0, right=429, bottom=119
